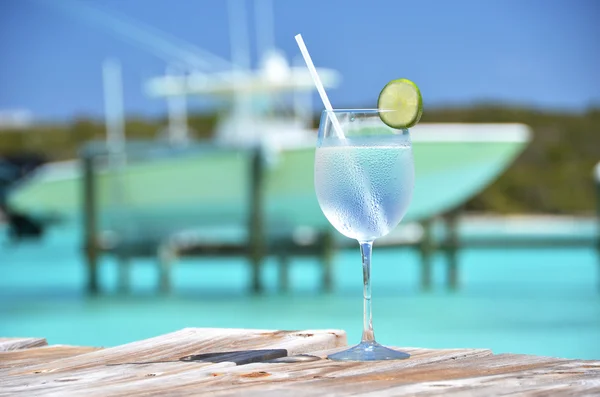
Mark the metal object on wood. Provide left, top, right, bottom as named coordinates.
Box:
left=1, top=328, right=599, bottom=396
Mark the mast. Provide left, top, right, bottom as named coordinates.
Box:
left=101, top=58, right=128, bottom=229
left=165, top=63, right=189, bottom=145
left=227, top=0, right=253, bottom=145
left=102, top=59, right=125, bottom=153
left=254, top=0, right=274, bottom=57
left=293, top=55, right=312, bottom=128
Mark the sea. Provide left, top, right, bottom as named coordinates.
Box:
left=1, top=217, right=598, bottom=360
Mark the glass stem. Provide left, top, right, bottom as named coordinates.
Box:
left=360, top=240, right=375, bottom=343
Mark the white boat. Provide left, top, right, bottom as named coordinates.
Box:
left=6, top=122, right=530, bottom=238
left=5, top=2, right=531, bottom=238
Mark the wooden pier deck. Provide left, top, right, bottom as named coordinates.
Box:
left=1, top=329, right=599, bottom=396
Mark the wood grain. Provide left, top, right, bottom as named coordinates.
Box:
left=0, top=337, right=47, bottom=352
left=0, top=329, right=598, bottom=397
left=0, top=345, right=101, bottom=369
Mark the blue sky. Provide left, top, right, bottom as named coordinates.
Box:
left=1, top=0, right=599, bottom=121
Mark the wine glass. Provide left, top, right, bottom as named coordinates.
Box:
left=314, top=109, right=415, bottom=361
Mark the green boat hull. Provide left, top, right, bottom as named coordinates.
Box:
left=7, top=124, right=531, bottom=237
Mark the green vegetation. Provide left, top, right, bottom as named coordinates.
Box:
left=421, top=105, right=600, bottom=215
left=0, top=114, right=217, bottom=159
left=0, top=105, right=598, bottom=214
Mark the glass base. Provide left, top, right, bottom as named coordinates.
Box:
left=327, top=341, right=410, bottom=362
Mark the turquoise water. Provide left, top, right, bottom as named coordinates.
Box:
left=1, top=223, right=599, bottom=360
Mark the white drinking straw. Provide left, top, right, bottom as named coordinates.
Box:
left=295, top=35, right=384, bottom=228
left=294, top=34, right=344, bottom=139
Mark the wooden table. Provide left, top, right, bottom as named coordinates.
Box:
left=1, top=329, right=599, bottom=396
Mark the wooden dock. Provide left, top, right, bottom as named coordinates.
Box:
left=81, top=147, right=335, bottom=295
left=80, top=143, right=600, bottom=295
left=1, top=329, right=599, bottom=396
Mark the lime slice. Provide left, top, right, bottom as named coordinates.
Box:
left=377, top=79, right=423, bottom=129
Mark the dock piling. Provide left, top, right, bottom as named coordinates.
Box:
left=278, top=254, right=290, bottom=293
left=117, top=255, right=130, bottom=293
left=158, top=244, right=174, bottom=294
left=249, top=148, right=265, bottom=294
left=419, top=218, right=434, bottom=291
left=322, top=229, right=335, bottom=292
left=444, top=209, right=460, bottom=291
left=82, top=155, right=99, bottom=295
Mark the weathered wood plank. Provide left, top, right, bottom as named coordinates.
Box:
left=0, top=329, right=346, bottom=396
left=354, top=359, right=600, bottom=397
left=160, top=347, right=494, bottom=396
left=192, top=355, right=600, bottom=397
left=0, top=337, right=47, bottom=352
left=5, top=328, right=345, bottom=374
left=0, top=345, right=101, bottom=369
left=0, top=346, right=494, bottom=396
left=1, top=329, right=599, bottom=397
left=1, top=348, right=492, bottom=397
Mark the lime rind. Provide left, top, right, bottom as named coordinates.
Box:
left=377, top=79, right=423, bottom=129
